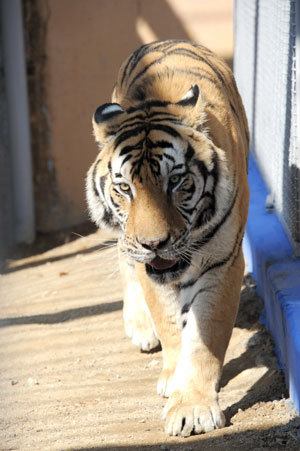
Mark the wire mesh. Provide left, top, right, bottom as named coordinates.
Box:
left=234, top=0, right=300, bottom=255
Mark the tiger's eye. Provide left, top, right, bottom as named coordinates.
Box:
left=169, top=174, right=181, bottom=185
left=119, top=183, right=130, bottom=192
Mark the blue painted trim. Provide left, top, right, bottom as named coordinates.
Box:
left=243, top=154, right=300, bottom=412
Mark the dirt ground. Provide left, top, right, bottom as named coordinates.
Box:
left=1, top=230, right=300, bottom=451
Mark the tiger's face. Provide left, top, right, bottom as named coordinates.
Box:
left=86, top=86, right=229, bottom=283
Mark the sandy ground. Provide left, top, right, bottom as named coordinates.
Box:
left=1, top=230, right=300, bottom=451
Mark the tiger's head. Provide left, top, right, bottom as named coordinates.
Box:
left=86, top=85, right=230, bottom=284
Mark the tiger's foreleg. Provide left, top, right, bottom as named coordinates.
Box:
left=119, top=250, right=160, bottom=352
left=135, top=263, right=182, bottom=398
left=163, top=251, right=245, bottom=437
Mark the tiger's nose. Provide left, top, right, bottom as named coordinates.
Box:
left=138, top=234, right=170, bottom=251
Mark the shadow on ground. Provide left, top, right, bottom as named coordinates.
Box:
left=0, top=300, right=123, bottom=328
left=63, top=418, right=300, bottom=450
left=3, top=239, right=117, bottom=274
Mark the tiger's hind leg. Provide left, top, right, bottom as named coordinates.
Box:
left=119, top=251, right=160, bottom=352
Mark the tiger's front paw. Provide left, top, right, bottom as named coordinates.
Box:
left=123, top=308, right=159, bottom=352
left=163, top=390, right=225, bottom=437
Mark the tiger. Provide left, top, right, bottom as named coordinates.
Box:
left=86, top=40, right=249, bottom=437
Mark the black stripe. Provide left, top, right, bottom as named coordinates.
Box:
left=120, top=153, right=133, bottom=167
left=177, top=209, right=192, bottom=225
left=179, top=205, right=196, bottom=216
left=128, top=56, right=166, bottom=90
left=114, top=127, right=145, bottom=148
left=148, top=117, right=180, bottom=126
left=92, top=159, right=101, bottom=197
left=116, top=121, right=178, bottom=147
left=110, top=196, right=119, bottom=209
left=230, top=102, right=237, bottom=116
left=186, top=144, right=195, bottom=161
left=102, top=209, right=113, bottom=224
left=194, top=188, right=238, bottom=248
left=181, top=286, right=213, bottom=315
left=148, top=123, right=181, bottom=138
left=200, top=226, right=243, bottom=277
left=173, top=68, right=223, bottom=93
left=166, top=48, right=226, bottom=86
left=124, top=40, right=179, bottom=83
left=121, top=43, right=150, bottom=86
left=120, top=54, right=135, bottom=87
left=92, top=179, right=98, bottom=198
left=163, top=153, right=175, bottom=162
left=194, top=159, right=208, bottom=181
left=195, top=203, right=215, bottom=228
left=201, top=192, right=214, bottom=200
left=200, top=57, right=225, bottom=86
left=119, top=141, right=143, bottom=157
left=125, top=44, right=155, bottom=79
left=181, top=303, right=191, bottom=315
left=126, top=100, right=171, bottom=115
left=154, top=154, right=163, bottom=161
left=99, top=175, right=106, bottom=195
left=153, top=140, right=174, bottom=149
left=194, top=152, right=218, bottom=228
left=230, top=233, right=244, bottom=266
left=171, top=47, right=204, bottom=60
left=146, top=110, right=177, bottom=120
left=117, top=115, right=145, bottom=130
left=181, top=278, right=198, bottom=289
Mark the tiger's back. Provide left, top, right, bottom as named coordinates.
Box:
left=113, top=39, right=249, bottom=176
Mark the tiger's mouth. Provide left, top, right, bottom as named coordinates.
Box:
left=148, top=256, right=180, bottom=271
left=146, top=255, right=190, bottom=283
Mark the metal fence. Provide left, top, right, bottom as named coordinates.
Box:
left=234, top=0, right=300, bottom=255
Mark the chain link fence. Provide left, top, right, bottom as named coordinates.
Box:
left=234, top=0, right=300, bottom=255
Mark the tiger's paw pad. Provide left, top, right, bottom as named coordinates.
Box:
left=124, top=311, right=159, bottom=352
left=157, top=367, right=175, bottom=398
left=163, top=394, right=225, bottom=437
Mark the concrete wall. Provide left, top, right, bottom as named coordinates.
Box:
left=24, top=0, right=233, bottom=233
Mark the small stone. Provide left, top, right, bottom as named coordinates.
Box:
left=11, top=380, right=18, bottom=386
left=27, top=377, right=39, bottom=386
left=59, top=271, right=69, bottom=276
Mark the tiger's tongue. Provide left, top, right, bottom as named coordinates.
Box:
left=149, top=256, right=179, bottom=270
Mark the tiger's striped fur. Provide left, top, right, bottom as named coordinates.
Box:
left=86, top=40, right=249, bottom=437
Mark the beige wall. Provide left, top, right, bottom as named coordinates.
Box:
left=28, top=0, right=233, bottom=232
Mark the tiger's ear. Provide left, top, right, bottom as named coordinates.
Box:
left=174, top=85, right=206, bottom=129
left=92, top=103, right=124, bottom=145
left=177, top=85, right=200, bottom=107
